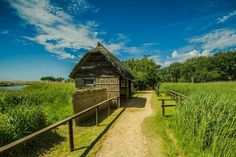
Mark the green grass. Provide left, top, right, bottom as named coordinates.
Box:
left=158, top=82, right=236, bottom=157
left=0, top=82, right=125, bottom=157
left=43, top=108, right=124, bottom=157
left=142, top=91, right=182, bottom=157
left=0, top=82, right=75, bottom=150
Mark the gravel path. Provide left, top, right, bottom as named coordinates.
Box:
left=96, top=91, right=155, bottom=157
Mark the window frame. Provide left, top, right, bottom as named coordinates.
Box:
left=83, top=78, right=95, bottom=86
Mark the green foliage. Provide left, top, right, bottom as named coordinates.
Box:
left=160, top=83, right=236, bottom=157
left=40, top=76, right=65, bottom=82
left=0, top=82, right=75, bottom=147
left=160, top=51, right=236, bottom=82
left=0, top=105, right=47, bottom=146
left=124, top=57, right=161, bottom=89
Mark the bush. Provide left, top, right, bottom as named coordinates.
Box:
left=0, top=82, right=75, bottom=147
left=0, top=105, right=47, bottom=147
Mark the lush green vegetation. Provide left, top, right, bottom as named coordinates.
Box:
left=0, top=83, right=75, bottom=147
left=0, top=82, right=126, bottom=157
left=124, top=56, right=161, bottom=89
left=142, top=91, right=180, bottom=157
left=124, top=51, right=236, bottom=89
left=40, top=76, right=73, bottom=82
left=159, top=83, right=236, bottom=157
left=159, top=51, right=236, bottom=83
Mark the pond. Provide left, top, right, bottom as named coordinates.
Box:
left=0, top=85, right=27, bottom=90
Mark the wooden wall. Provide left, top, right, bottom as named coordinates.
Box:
left=95, top=76, right=119, bottom=98
left=72, top=88, right=107, bottom=125
left=73, top=52, right=130, bottom=104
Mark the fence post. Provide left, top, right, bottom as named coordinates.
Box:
left=108, top=100, right=110, bottom=116
left=162, top=100, right=165, bottom=116
left=68, top=119, right=74, bottom=152
left=117, top=96, right=120, bottom=108
left=96, top=106, right=99, bottom=126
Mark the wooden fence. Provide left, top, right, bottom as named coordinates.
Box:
left=154, top=87, right=189, bottom=116
left=0, top=96, right=119, bottom=154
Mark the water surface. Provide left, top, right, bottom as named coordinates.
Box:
left=0, top=85, right=27, bottom=90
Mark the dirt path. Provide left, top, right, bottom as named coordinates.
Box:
left=96, top=91, right=158, bottom=157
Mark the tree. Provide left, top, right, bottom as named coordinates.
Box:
left=40, top=76, right=65, bottom=82
left=124, top=57, right=161, bottom=89
left=169, top=62, right=182, bottom=82
left=159, top=51, right=236, bottom=83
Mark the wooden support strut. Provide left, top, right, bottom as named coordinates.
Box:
left=108, top=100, right=110, bottom=116
left=68, top=120, right=74, bottom=152
left=162, top=99, right=165, bottom=116
left=96, top=106, right=99, bottom=126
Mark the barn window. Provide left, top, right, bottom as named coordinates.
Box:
left=83, top=78, right=95, bottom=85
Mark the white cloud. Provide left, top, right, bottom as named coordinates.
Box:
left=143, top=42, right=159, bottom=47
left=160, top=28, right=236, bottom=67
left=170, top=49, right=201, bottom=62
left=217, top=11, right=236, bottom=23
left=189, top=29, right=236, bottom=50
left=8, top=0, right=147, bottom=59
left=160, top=48, right=213, bottom=67
left=9, top=0, right=102, bottom=59
left=0, top=30, right=9, bottom=35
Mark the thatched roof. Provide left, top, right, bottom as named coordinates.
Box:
left=69, top=42, right=134, bottom=79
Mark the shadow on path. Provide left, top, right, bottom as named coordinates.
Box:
left=79, top=108, right=126, bottom=157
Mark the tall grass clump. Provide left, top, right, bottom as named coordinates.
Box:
left=160, top=82, right=236, bottom=157
left=0, top=105, right=47, bottom=146
left=0, top=82, right=75, bottom=147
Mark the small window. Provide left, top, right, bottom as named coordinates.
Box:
left=83, top=78, right=95, bottom=86
left=121, top=80, right=125, bottom=87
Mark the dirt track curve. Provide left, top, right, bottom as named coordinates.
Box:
left=96, top=91, right=161, bottom=157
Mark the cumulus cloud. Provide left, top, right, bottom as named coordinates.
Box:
left=161, top=28, right=236, bottom=67
left=189, top=28, right=236, bottom=50
left=8, top=0, right=102, bottom=59
left=161, top=49, right=204, bottom=66
left=8, top=0, right=148, bottom=60
left=0, top=30, right=9, bottom=35
left=217, top=11, right=236, bottom=23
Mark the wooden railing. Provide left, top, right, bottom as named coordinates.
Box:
left=155, top=89, right=188, bottom=116
left=0, top=96, right=119, bottom=154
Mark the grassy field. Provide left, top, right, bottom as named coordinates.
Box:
left=0, top=82, right=128, bottom=157
left=142, top=91, right=180, bottom=157
left=0, top=82, right=75, bottom=148
left=155, top=82, right=236, bottom=157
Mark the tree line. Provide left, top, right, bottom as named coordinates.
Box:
left=40, top=76, right=73, bottom=82
left=124, top=51, right=236, bottom=89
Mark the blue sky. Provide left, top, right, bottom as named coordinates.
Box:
left=1, top=0, right=236, bottom=80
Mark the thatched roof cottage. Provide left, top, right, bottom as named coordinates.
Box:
left=70, top=42, right=134, bottom=102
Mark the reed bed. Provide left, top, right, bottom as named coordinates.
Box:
left=160, top=82, right=236, bottom=157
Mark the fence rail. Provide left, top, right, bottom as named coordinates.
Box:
left=0, top=96, right=119, bottom=154
left=155, top=89, right=188, bottom=116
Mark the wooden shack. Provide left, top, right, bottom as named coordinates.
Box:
left=69, top=42, right=134, bottom=103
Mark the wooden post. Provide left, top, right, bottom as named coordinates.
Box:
left=124, top=79, right=127, bottom=102
left=117, top=96, right=120, bottom=108
left=162, top=100, right=165, bottom=116
left=128, top=80, right=131, bottom=98
left=108, top=100, right=110, bottom=116
left=68, top=120, right=74, bottom=152
left=96, top=106, right=99, bottom=126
